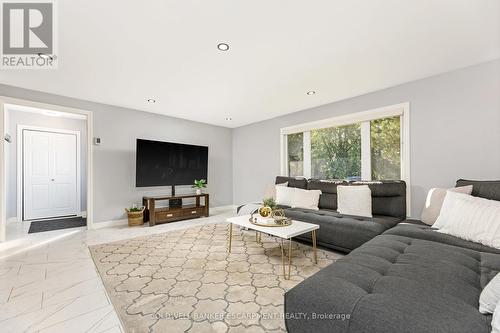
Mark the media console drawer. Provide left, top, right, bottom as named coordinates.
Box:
left=156, top=210, right=182, bottom=221
left=183, top=208, right=204, bottom=217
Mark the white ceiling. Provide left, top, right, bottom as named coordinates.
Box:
left=1, top=0, right=499, bottom=128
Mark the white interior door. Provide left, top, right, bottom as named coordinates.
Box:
left=23, top=130, right=78, bottom=220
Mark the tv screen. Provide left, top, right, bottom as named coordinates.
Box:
left=136, top=139, right=208, bottom=187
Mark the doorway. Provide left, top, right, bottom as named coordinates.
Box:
left=21, top=127, right=81, bottom=221
left=0, top=97, right=94, bottom=241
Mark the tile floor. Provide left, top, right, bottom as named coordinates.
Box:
left=0, top=207, right=236, bottom=333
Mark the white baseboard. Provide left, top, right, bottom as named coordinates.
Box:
left=91, top=219, right=128, bottom=229
left=91, top=205, right=237, bottom=230
left=210, top=205, right=237, bottom=213
left=7, top=211, right=87, bottom=224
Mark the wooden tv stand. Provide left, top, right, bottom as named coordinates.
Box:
left=143, top=194, right=209, bottom=226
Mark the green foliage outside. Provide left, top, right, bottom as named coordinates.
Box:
left=287, top=116, right=401, bottom=181
left=371, top=116, right=401, bottom=180
left=287, top=132, right=303, bottom=176
left=311, top=124, right=361, bottom=179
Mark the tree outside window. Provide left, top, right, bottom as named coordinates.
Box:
left=311, top=124, right=361, bottom=180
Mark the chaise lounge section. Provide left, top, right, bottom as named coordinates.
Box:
left=284, top=179, right=500, bottom=333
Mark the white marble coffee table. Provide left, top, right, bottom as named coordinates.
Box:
left=226, top=214, right=319, bottom=279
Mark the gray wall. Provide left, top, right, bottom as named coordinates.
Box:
left=0, top=85, right=233, bottom=223
left=5, top=110, right=87, bottom=219
left=233, top=59, right=500, bottom=218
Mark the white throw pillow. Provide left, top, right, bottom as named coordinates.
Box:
left=292, top=188, right=322, bottom=210
left=435, top=192, right=500, bottom=249
left=421, top=185, right=473, bottom=225
left=337, top=185, right=372, bottom=218
left=264, top=182, right=287, bottom=200
left=275, top=185, right=295, bottom=207
left=480, top=273, right=500, bottom=314
left=493, top=302, right=500, bottom=333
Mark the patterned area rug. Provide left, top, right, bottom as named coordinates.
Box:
left=89, top=223, right=341, bottom=333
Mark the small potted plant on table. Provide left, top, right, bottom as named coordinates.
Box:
left=193, top=179, right=207, bottom=195
left=126, top=205, right=145, bottom=226
left=259, top=197, right=277, bottom=217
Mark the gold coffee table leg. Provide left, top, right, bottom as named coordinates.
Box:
left=288, top=238, right=292, bottom=279
left=228, top=223, right=233, bottom=253
left=312, top=230, right=318, bottom=264
left=280, top=238, right=286, bottom=278
left=255, top=231, right=262, bottom=244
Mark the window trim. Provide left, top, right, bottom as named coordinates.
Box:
left=280, top=102, right=411, bottom=216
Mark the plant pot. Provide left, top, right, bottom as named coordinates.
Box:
left=126, top=207, right=145, bottom=226
left=195, top=189, right=202, bottom=195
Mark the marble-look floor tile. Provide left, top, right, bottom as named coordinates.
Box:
left=0, top=207, right=236, bottom=333
left=38, top=304, right=117, bottom=333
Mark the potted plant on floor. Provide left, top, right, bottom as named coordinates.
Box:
left=125, top=205, right=145, bottom=226
left=192, top=179, right=207, bottom=195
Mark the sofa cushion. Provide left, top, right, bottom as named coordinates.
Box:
left=385, top=223, right=500, bottom=255
left=337, top=185, right=372, bottom=217
left=275, top=176, right=307, bottom=189
left=285, top=234, right=500, bottom=333
left=435, top=191, right=500, bottom=249
left=286, top=177, right=407, bottom=218
left=307, top=179, right=348, bottom=210
left=357, top=181, right=406, bottom=218
left=283, top=207, right=401, bottom=252
left=456, top=179, right=500, bottom=201
left=480, top=273, right=500, bottom=314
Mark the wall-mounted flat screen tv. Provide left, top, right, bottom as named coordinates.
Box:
left=136, top=139, right=208, bottom=187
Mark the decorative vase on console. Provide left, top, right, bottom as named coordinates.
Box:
left=192, top=179, right=207, bottom=195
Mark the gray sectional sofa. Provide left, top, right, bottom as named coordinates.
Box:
left=285, top=179, right=500, bottom=333
left=275, top=176, right=407, bottom=253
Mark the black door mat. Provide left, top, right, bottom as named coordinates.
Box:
left=28, top=217, right=87, bottom=234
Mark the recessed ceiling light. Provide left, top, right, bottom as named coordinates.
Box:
left=225, top=117, right=232, bottom=121
left=147, top=98, right=156, bottom=103
left=306, top=91, right=316, bottom=95
left=217, top=43, right=230, bottom=51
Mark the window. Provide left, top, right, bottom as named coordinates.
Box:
left=287, top=132, right=303, bottom=177
left=281, top=104, right=409, bottom=183
left=371, top=116, right=401, bottom=180
left=311, top=123, right=361, bottom=180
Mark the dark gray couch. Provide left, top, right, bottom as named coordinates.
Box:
left=285, top=179, right=500, bottom=333
left=275, top=176, right=407, bottom=253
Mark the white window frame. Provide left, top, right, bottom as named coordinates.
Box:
left=280, top=102, right=411, bottom=215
